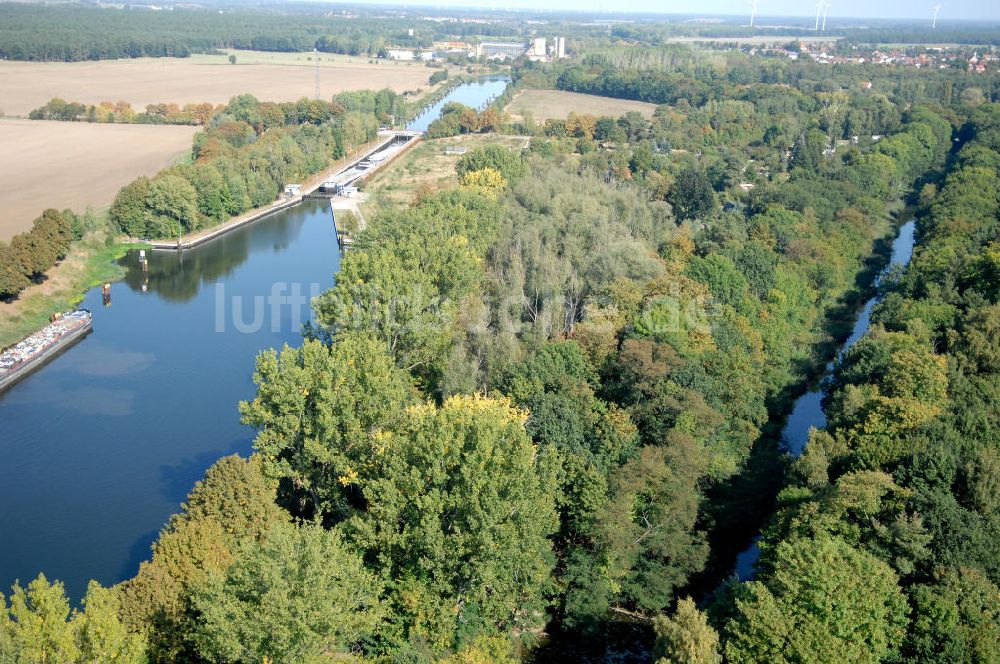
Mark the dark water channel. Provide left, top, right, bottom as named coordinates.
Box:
left=731, top=220, right=918, bottom=580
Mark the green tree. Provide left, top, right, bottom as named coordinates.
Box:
left=598, top=444, right=708, bottom=614
left=456, top=145, right=527, bottom=183
left=240, top=335, right=414, bottom=520
left=905, top=566, right=1000, bottom=663
left=73, top=581, right=146, bottom=664
left=0, top=242, right=30, bottom=298
left=0, top=574, right=79, bottom=663
left=193, top=522, right=383, bottom=663
left=178, top=453, right=286, bottom=541
left=724, top=535, right=909, bottom=664
left=144, top=174, right=199, bottom=238
left=653, top=597, right=722, bottom=664
left=349, top=394, right=559, bottom=653
left=109, top=176, right=151, bottom=237
left=667, top=166, right=715, bottom=220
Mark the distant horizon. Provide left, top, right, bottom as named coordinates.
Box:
left=293, top=0, right=1000, bottom=22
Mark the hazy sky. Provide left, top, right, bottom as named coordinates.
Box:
left=394, top=0, right=1000, bottom=21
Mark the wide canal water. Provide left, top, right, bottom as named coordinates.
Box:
left=732, top=220, right=918, bottom=579
left=0, top=78, right=508, bottom=600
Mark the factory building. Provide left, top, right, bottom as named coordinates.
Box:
left=477, top=41, right=528, bottom=60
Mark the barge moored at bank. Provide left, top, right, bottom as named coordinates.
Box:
left=0, top=310, right=92, bottom=392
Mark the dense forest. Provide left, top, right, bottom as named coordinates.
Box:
left=3, top=3, right=998, bottom=63
left=713, top=101, right=1000, bottom=664
left=2, top=17, right=1000, bottom=663
left=0, top=3, right=526, bottom=61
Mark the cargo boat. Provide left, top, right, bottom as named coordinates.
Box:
left=0, top=310, right=92, bottom=393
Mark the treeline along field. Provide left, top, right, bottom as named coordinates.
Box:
left=0, top=89, right=403, bottom=305
left=0, top=54, right=431, bottom=118
left=0, top=3, right=527, bottom=62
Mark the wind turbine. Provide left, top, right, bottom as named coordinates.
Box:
left=748, top=0, right=758, bottom=28
left=932, top=4, right=942, bottom=29
left=814, top=0, right=822, bottom=31
left=821, top=0, right=830, bottom=31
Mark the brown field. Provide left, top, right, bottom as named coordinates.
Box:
left=361, top=134, right=529, bottom=216
left=0, top=119, right=197, bottom=240
left=0, top=51, right=435, bottom=117
left=505, top=90, right=659, bottom=123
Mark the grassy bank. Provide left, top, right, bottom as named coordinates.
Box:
left=0, top=234, right=147, bottom=350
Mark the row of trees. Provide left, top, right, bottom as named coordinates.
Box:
left=0, top=209, right=74, bottom=300
left=107, top=95, right=378, bottom=239
left=29, top=98, right=219, bottom=126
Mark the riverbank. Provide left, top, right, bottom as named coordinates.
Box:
left=1, top=75, right=509, bottom=349
left=692, top=203, right=915, bottom=594
left=0, top=231, right=148, bottom=350
left=2, top=134, right=395, bottom=347
left=150, top=132, right=419, bottom=250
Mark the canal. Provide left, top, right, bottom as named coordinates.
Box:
left=406, top=75, right=509, bottom=132
left=0, top=77, right=509, bottom=600
left=732, top=219, right=918, bottom=580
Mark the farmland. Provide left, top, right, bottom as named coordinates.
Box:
left=0, top=50, right=435, bottom=117
left=504, top=89, right=659, bottom=122
left=0, top=118, right=196, bottom=240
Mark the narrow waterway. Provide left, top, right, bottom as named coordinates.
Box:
left=732, top=220, right=918, bottom=580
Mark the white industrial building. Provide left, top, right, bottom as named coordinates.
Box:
left=526, top=36, right=567, bottom=62
left=477, top=41, right=528, bottom=60
left=386, top=49, right=436, bottom=61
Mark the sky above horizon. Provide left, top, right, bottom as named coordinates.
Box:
left=357, top=0, right=1000, bottom=21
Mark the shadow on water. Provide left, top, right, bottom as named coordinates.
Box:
left=109, top=438, right=251, bottom=582
left=119, top=209, right=307, bottom=302
left=119, top=529, right=160, bottom=582
left=157, top=438, right=250, bottom=507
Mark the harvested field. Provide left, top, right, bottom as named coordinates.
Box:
left=505, top=90, right=659, bottom=123
left=0, top=51, right=435, bottom=117
left=362, top=134, right=528, bottom=215
left=0, top=119, right=197, bottom=240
